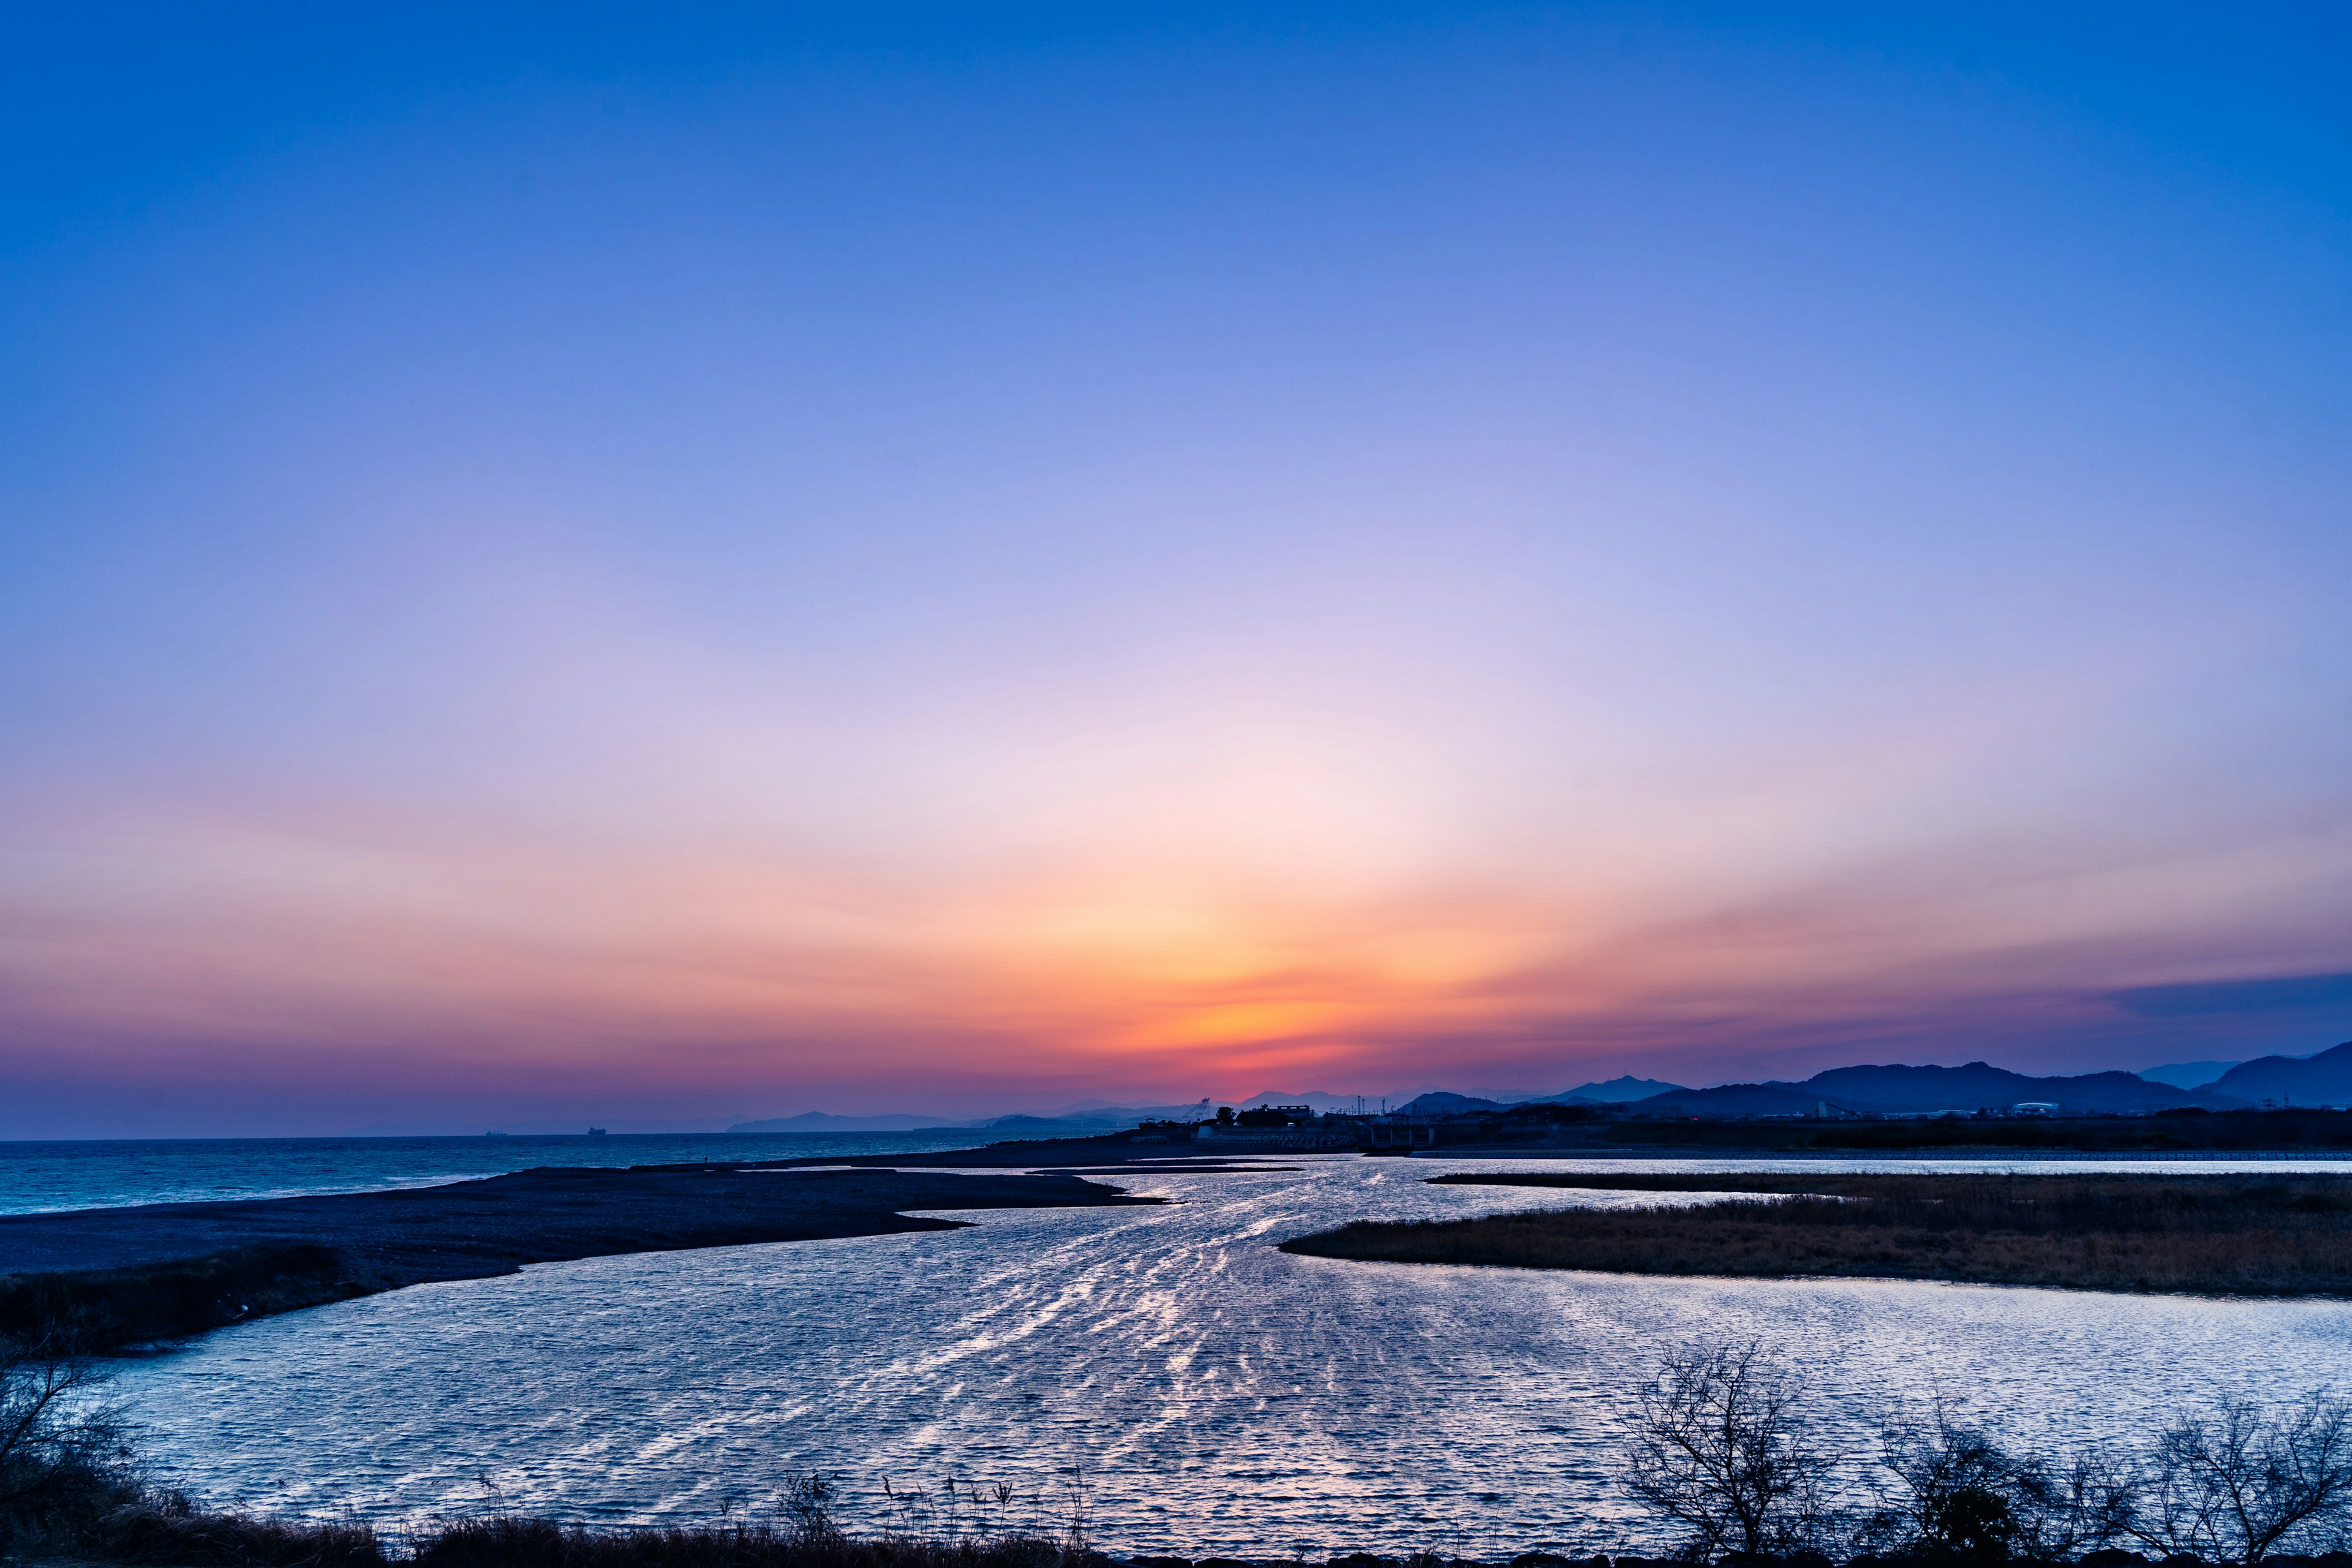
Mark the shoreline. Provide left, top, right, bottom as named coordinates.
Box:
left=0, top=1164, right=1159, bottom=1352
left=15, top=1131, right=2346, bottom=1223
left=13, top=1138, right=2348, bottom=1352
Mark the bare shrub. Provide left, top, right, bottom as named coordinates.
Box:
left=1866, top=1406, right=2033, bottom=1560
left=0, top=1324, right=140, bottom=1551
left=0, top=1319, right=389, bottom=1563
left=2109, top=1393, right=2352, bottom=1566
left=1854, top=1389, right=2352, bottom=1566
left=1863, top=1403, right=2121, bottom=1561
left=1618, top=1339, right=1836, bottom=1559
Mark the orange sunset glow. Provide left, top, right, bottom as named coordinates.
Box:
left=4, top=5, right=2348, bottom=1137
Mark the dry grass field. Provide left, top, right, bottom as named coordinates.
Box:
left=1280, top=1173, right=2352, bottom=1295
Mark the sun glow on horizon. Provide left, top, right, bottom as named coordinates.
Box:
left=4, top=6, right=2349, bottom=1135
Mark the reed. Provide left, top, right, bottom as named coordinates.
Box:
left=0, top=1243, right=363, bottom=1351
left=1281, top=1174, right=2352, bottom=1295
left=77, top=1494, right=390, bottom=1566
left=409, top=1517, right=1080, bottom=1568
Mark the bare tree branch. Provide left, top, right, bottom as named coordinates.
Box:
left=1618, top=1339, right=1837, bottom=1558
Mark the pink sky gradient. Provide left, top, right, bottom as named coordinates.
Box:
left=4, top=9, right=2349, bottom=1135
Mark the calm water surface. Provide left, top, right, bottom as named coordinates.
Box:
left=0, top=1131, right=1003, bottom=1215
left=116, top=1157, right=2352, bottom=1557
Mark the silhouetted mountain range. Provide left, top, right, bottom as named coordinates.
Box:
left=2138, top=1059, right=2242, bottom=1090
left=728, top=1099, right=1214, bottom=1136
left=2208, top=1041, right=2352, bottom=1106
left=726, top=1110, right=963, bottom=1133
left=723, top=1047, right=2352, bottom=1140
left=1384, top=1060, right=2279, bottom=1120
left=1395, top=1091, right=1513, bottom=1115
left=1624, top=1084, right=1844, bottom=1117
left=1235, top=1090, right=1370, bottom=1113
left=1634, top=1061, right=2234, bottom=1116
left=1548, top=1076, right=1689, bottom=1104
left=1396, top=1078, right=1693, bottom=1114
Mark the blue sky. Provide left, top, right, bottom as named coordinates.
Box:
left=2, top=4, right=2348, bottom=1135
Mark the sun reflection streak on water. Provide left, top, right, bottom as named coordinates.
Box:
left=116, top=1158, right=2352, bottom=1558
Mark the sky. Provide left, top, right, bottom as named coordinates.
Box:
left=3, top=4, right=2350, bottom=1137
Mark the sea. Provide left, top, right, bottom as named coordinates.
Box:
left=0, top=1131, right=998, bottom=1216
left=11, top=1140, right=2345, bottom=1558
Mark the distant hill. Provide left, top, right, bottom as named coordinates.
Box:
left=1037, top=1098, right=1213, bottom=1121
left=729, top=1100, right=1213, bottom=1136
left=1396, top=1091, right=1512, bottom=1115
left=2210, top=1042, right=2352, bottom=1107
left=1800, top=1061, right=2226, bottom=1114
left=1627, top=1061, right=2239, bottom=1117
left=1629, top=1084, right=1842, bottom=1118
left=727, top=1111, right=962, bottom=1133
left=1236, top=1090, right=1364, bottom=1113
left=1006, top=1101, right=1215, bottom=1128
left=2138, top=1060, right=2242, bottom=1090
left=971, top=1114, right=1102, bottom=1136
left=1545, top=1076, right=1689, bottom=1104
left=353, top=1118, right=732, bottom=1136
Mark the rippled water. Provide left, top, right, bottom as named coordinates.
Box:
left=117, top=1158, right=2352, bottom=1558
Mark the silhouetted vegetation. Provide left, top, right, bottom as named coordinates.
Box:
left=0, top=1323, right=138, bottom=1557
left=1, top=1321, right=390, bottom=1562
left=0, top=1244, right=361, bottom=1351
left=72, top=1494, right=390, bottom=1566
left=409, top=1517, right=1081, bottom=1568
left=1283, top=1175, right=2352, bottom=1295
left=1857, top=1400, right=2113, bottom=1560
left=1620, top=1341, right=1835, bottom=1556
left=1596, top=1109, right=2352, bottom=1154
left=1621, top=1338, right=2352, bottom=1565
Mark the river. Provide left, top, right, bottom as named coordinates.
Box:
left=112, top=1156, right=2352, bottom=1557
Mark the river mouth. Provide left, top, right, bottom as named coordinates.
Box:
left=114, top=1156, right=2352, bottom=1559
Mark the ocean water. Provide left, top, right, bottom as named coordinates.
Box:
left=0, top=1131, right=1008, bottom=1216
left=114, top=1157, right=2352, bottom=1558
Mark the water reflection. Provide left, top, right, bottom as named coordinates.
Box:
left=119, top=1157, right=2352, bottom=1557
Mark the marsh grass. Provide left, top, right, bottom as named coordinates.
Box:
left=407, top=1517, right=1081, bottom=1568
left=1282, top=1175, right=2352, bottom=1295
left=77, top=1493, right=390, bottom=1566
left=1596, top=1110, right=2352, bottom=1155
left=0, top=1245, right=363, bottom=1351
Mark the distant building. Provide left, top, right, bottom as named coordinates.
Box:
left=1194, top=1109, right=1357, bottom=1150
left=1129, top=1118, right=1199, bottom=1143
left=2011, top=1101, right=2058, bottom=1117
left=1235, top=1104, right=1313, bottom=1129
